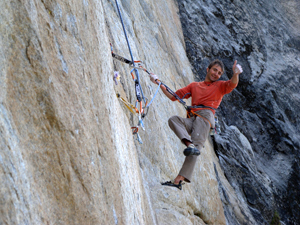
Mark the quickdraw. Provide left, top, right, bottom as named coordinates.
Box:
left=132, top=127, right=143, bottom=144
left=111, top=45, right=160, bottom=133
left=116, top=93, right=147, bottom=129
left=116, top=94, right=137, bottom=114
left=110, top=0, right=152, bottom=143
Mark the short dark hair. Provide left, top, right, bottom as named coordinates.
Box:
left=208, top=59, right=224, bottom=73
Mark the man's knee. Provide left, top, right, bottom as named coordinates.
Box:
left=168, top=115, right=179, bottom=127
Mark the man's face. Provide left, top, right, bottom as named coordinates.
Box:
left=206, top=65, right=223, bottom=82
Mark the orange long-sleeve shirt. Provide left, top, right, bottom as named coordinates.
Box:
left=171, top=80, right=237, bottom=114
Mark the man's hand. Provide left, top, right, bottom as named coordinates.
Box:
left=231, top=60, right=243, bottom=84
left=149, top=73, right=174, bottom=99
left=150, top=73, right=159, bottom=84
left=232, top=60, right=243, bottom=75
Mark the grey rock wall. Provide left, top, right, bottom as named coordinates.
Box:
left=177, top=0, right=300, bottom=224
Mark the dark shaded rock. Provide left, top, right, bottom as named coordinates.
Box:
left=177, top=0, right=300, bottom=224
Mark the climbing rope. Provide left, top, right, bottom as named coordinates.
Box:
left=114, top=0, right=146, bottom=104
left=113, top=0, right=156, bottom=142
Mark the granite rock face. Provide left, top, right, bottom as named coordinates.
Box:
left=0, top=0, right=226, bottom=224
left=1, top=0, right=299, bottom=224
left=177, top=0, right=300, bottom=224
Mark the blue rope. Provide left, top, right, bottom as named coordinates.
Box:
left=145, top=82, right=162, bottom=108
left=182, top=92, right=191, bottom=99
left=115, top=0, right=135, bottom=65
left=115, top=0, right=146, bottom=104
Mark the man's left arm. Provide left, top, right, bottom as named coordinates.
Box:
left=231, top=60, right=243, bottom=84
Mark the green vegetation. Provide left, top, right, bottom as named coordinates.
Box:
left=270, top=211, right=280, bottom=225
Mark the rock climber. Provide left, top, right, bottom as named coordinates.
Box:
left=150, top=59, right=243, bottom=190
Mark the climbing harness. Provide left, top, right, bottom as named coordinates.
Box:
left=157, top=85, right=214, bottom=129
left=188, top=104, right=217, bottom=112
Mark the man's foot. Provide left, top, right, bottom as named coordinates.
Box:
left=183, top=144, right=200, bottom=156
left=161, top=180, right=184, bottom=190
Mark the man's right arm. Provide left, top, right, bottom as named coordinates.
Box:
left=160, top=85, right=174, bottom=100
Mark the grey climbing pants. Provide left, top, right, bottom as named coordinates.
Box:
left=168, top=109, right=215, bottom=183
